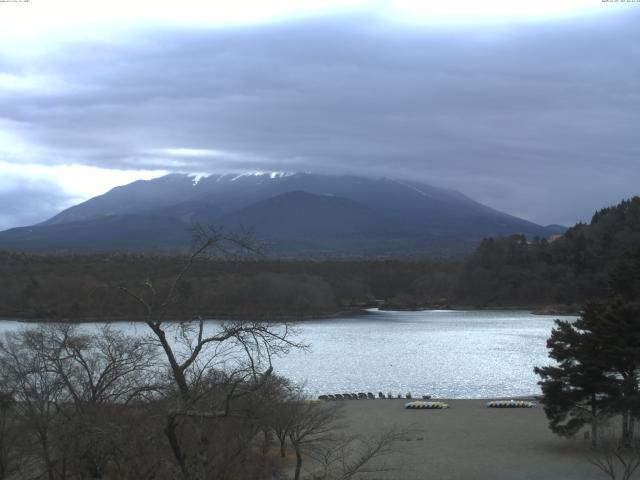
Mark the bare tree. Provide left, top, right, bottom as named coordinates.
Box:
left=0, top=324, right=164, bottom=480
left=281, top=394, right=406, bottom=480
left=308, top=428, right=408, bottom=480
left=287, top=399, right=343, bottom=480
left=0, top=330, right=67, bottom=480
left=116, top=226, right=306, bottom=479
left=0, top=391, right=22, bottom=480
left=271, top=396, right=296, bottom=458
left=588, top=424, right=640, bottom=480
left=24, top=324, right=162, bottom=410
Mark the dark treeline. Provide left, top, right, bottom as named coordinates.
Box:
left=0, top=254, right=459, bottom=320
left=457, top=196, right=640, bottom=308
left=1, top=196, right=638, bottom=320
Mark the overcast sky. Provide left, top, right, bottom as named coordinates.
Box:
left=0, top=0, right=638, bottom=230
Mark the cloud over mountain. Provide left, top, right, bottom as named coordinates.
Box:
left=0, top=173, right=565, bottom=256
left=1, top=7, right=639, bottom=228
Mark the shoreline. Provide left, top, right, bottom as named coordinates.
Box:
left=0, top=305, right=578, bottom=324
left=321, top=395, right=542, bottom=402
left=0, top=308, right=371, bottom=324
left=379, top=304, right=579, bottom=315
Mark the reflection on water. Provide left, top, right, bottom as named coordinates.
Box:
left=0, top=309, right=572, bottom=399
left=273, top=309, right=569, bottom=399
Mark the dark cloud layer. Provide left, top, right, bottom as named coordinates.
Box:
left=0, top=179, right=73, bottom=231
left=2, top=10, right=639, bottom=227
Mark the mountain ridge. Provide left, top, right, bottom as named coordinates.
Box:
left=0, top=172, right=564, bottom=257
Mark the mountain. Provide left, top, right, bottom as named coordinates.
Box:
left=220, top=190, right=392, bottom=237
left=0, top=173, right=564, bottom=257
left=0, top=214, right=191, bottom=251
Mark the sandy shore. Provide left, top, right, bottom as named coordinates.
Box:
left=335, top=398, right=604, bottom=480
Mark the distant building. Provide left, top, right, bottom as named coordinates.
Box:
left=548, top=234, right=563, bottom=243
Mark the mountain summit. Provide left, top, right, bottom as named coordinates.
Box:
left=0, top=173, right=563, bottom=257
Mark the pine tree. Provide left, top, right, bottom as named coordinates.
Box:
left=609, top=250, right=640, bottom=302
left=535, top=302, right=613, bottom=447
left=535, top=299, right=640, bottom=446
left=592, top=300, right=640, bottom=445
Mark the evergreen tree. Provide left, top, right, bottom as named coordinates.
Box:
left=609, top=250, right=640, bottom=302
left=535, top=302, right=613, bottom=447
left=535, top=299, right=640, bottom=446
left=592, top=300, right=640, bottom=445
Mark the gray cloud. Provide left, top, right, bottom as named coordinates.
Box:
left=1, top=10, right=639, bottom=227
left=0, top=179, right=74, bottom=231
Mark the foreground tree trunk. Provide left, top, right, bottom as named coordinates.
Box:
left=293, top=443, right=303, bottom=480
left=280, top=438, right=287, bottom=458
left=592, top=394, right=599, bottom=448
left=623, top=410, right=630, bottom=447
left=165, top=414, right=188, bottom=478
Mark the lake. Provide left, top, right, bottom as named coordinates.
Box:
left=0, top=309, right=571, bottom=399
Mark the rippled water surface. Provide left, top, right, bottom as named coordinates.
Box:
left=273, top=309, right=570, bottom=399
left=0, top=309, right=572, bottom=399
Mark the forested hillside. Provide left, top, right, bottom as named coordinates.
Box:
left=1, top=197, right=637, bottom=321
left=455, top=197, right=640, bottom=307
